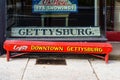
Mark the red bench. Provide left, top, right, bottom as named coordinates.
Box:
left=3, top=40, right=112, bottom=63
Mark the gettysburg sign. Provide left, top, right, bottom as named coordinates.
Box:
left=11, top=27, right=101, bottom=37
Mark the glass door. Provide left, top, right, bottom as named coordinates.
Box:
left=106, top=0, right=120, bottom=41
left=6, top=0, right=107, bottom=41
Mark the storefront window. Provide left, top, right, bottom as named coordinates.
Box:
left=106, top=0, right=114, bottom=31
left=106, top=0, right=120, bottom=32
left=114, top=0, right=120, bottom=31
left=7, top=0, right=106, bottom=41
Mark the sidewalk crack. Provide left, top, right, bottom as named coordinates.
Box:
left=88, top=59, right=100, bottom=80
left=21, top=58, right=30, bottom=80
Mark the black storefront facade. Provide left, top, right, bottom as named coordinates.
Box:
left=0, top=0, right=117, bottom=59
left=0, top=0, right=6, bottom=55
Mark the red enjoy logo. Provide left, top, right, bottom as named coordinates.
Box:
left=42, top=0, right=67, bottom=5
left=13, top=45, right=28, bottom=51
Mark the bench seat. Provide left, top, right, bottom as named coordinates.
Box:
left=3, top=40, right=112, bottom=63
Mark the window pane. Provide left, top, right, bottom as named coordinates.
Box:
left=7, top=0, right=106, bottom=41
left=114, top=0, right=120, bottom=31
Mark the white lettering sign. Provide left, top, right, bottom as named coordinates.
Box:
left=33, top=0, right=78, bottom=12
left=11, top=27, right=101, bottom=37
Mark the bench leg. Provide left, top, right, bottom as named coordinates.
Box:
left=105, top=54, right=109, bottom=64
left=6, top=51, right=10, bottom=61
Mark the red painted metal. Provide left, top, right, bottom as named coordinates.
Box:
left=3, top=40, right=112, bottom=63
left=107, top=31, right=120, bottom=41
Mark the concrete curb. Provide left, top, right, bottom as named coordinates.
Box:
left=109, top=42, right=120, bottom=59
